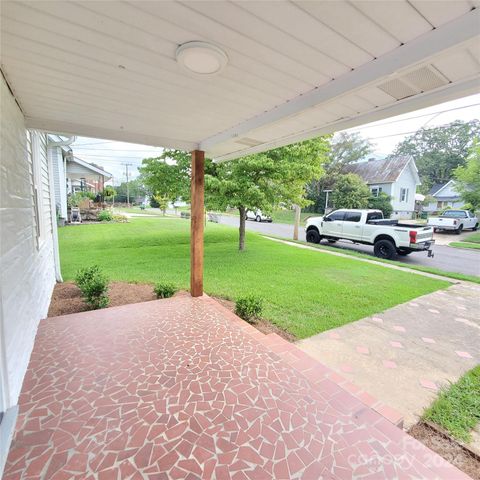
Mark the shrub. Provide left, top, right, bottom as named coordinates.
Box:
left=154, top=282, right=177, bottom=299
left=75, top=265, right=109, bottom=309
left=235, top=295, right=263, bottom=323
left=98, top=210, right=113, bottom=222
left=112, top=214, right=128, bottom=223
left=368, top=192, right=393, bottom=218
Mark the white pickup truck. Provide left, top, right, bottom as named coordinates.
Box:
left=306, top=209, right=435, bottom=260
left=427, top=210, right=478, bottom=234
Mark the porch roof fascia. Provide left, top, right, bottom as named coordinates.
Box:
left=200, top=8, right=480, bottom=160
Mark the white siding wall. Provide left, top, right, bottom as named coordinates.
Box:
left=391, top=164, right=418, bottom=219
left=0, top=75, right=56, bottom=409
left=50, top=147, right=67, bottom=219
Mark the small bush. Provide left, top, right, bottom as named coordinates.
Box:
left=235, top=295, right=263, bottom=323
left=112, top=214, right=128, bottom=223
left=98, top=210, right=113, bottom=222
left=154, top=282, right=177, bottom=299
left=75, top=265, right=109, bottom=309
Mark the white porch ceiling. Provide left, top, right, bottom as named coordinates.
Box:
left=1, top=0, right=479, bottom=160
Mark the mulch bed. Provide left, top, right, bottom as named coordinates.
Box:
left=408, top=422, right=480, bottom=480
left=48, top=284, right=295, bottom=343
left=48, top=282, right=156, bottom=317
left=212, top=296, right=296, bottom=343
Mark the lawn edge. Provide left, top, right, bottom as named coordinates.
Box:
left=262, top=235, right=465, bottom=284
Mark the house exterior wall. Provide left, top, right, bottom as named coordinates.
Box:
left=0, top=75, right=56, bottom=414
left=367, top=182, right=392, bottom=197
left=390, top=164, right=418, bottom=219
left=423, top=182, right=463, bottom=212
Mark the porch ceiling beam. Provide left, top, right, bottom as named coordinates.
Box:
left=214, top=75, right=479, bottom=162
left=25, top=117, right=198, bottom=152
left=190, top=150, right=205, bottom=298
left=200, top=8, right=479, bottom=153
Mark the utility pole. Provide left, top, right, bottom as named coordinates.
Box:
left=122, top=163, right=133, bottom=207
left=323, top=189, right=332, bottom=213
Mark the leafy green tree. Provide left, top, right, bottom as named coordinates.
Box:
left=393, top=120, right=480, bottom=193
left=139, top=150, right=191, bottom=206
left=206, top=138, right=329, bottom=250
left=454, top=140, right=480, bottom=210
left=332, top=173, right=370, bottom=209
left=368, top=192, right=393, bottom=218
left=306, top=132, right=372, bottom=212
left=114, top=178, right=146, bottom=203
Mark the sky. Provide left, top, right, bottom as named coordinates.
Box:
left=71, top=93, right=480, bottom=184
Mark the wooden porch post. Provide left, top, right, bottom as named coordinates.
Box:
left=190, top=150, right=205, bottom=297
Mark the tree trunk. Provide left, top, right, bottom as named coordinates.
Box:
left=238, top=206, right=246, bottom=251
left=293, top=204, right=301, bottom=240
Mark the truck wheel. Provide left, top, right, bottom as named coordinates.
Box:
left=327, top=239, right=337, bottom=243
left=455, top=224, right=463, bottom=235
left=256, top=215, right=261, bottom=222
left=374, top=239, right=398, bottom=260
left=473, top=223, right=479, bottom=231
left=306, top=229, right=321, bottom=244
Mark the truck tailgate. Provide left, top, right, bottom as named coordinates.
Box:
left=427, top=217, right=456, bottom=228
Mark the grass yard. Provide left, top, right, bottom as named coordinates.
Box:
left=59, top=217, right=449, bottom=339
left=450, top=231, right=480, bottom=250
left=423, top=365, right=480, bottom=442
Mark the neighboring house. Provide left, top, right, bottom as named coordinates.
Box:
left=344, top=156, right=421, bottom=219
left=424, top=180, right=463, bottom=212
left=49, top=151, right=112, bottom=222
left=0, top=75, right=60, bottom=468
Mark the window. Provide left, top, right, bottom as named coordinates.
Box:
left=442, top=210, right=467, bottom=218
left=327, top=210, right=345, bottom=221
left=400, top=188, right=409, bottom=203
left=370, top=187, right=383, bottom=197
left=367, top=211, right=383, bottom=222
left=344, top=212, right=361, bottom=222
left=436, top=201, right=444, bottom=209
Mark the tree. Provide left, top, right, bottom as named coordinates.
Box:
left=393, top=120, right=480, bottom=193
left=332, top=173, right=370, bottom=209
left=368, top=192, right=393, bottom=218
left=139, top=150, right=191, bottom=207
left=114, top=178, right=146, bottom=204
left=306, top=132, right=372, bottom=212
left=454, top=140, right=480, bottom=210
left=206, top=137, right=329, bottom=250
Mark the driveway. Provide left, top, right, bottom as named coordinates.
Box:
left=298, top=282, right=480, bottom=429
left=214, top=215, right=480, bottom=277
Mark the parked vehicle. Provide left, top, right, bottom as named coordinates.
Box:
left=306, top=209, right=435, bottom=260
left=246, top=210, right=272, bottom=222
left=427, top=210, right=478, bottom=234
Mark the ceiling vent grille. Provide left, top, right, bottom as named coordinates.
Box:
left=235, top=137, right=263, bottom=147
left=403, top=65, right=449, bottom=92
left=377, top=78, right=418, bottom=100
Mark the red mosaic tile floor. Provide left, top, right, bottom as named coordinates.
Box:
left=5, top=296, right=469, bottom=479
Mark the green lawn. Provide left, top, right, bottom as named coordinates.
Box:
left=423, top=365, right=480, bottom=442
left=449, top=242, right=480, bottom=250
left=450, top=231, right=480, bottom=250
left=59, top=218, right=449, bottom=339
left=270, top=210, right=319, bottom=226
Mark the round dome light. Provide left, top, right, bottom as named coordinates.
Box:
left=176, top=41, right=228, bottom=75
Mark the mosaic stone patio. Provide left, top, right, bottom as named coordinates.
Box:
left=4, top=295, right=469, bottom=479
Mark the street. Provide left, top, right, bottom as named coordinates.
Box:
left=214, top=215, right=480, bottom=277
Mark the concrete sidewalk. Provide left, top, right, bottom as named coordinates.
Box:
left=298, top=282, right=480, bottom=429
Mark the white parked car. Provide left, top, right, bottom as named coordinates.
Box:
left=306, top=209, right=435, bottom=260
left=246, top=210, right=272, bottom=222
left=427, top=210, right=478, bottom=234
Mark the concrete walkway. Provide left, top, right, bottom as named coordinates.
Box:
left=298, top=282, right=480, bottom=429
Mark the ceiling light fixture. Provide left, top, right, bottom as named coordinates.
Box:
left=176, top=41, right=228, bottom=76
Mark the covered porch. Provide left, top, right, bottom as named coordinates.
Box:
left=3, top=295, right=468, bottom=479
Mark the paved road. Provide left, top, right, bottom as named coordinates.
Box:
left=215, top=215, right=480, bottom=277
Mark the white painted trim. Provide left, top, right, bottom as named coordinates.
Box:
left=201, top=8, right=479, bottom=152
left=25, top=118, right=199, bottom=152
left=213, top=76, right=479, bottom=161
